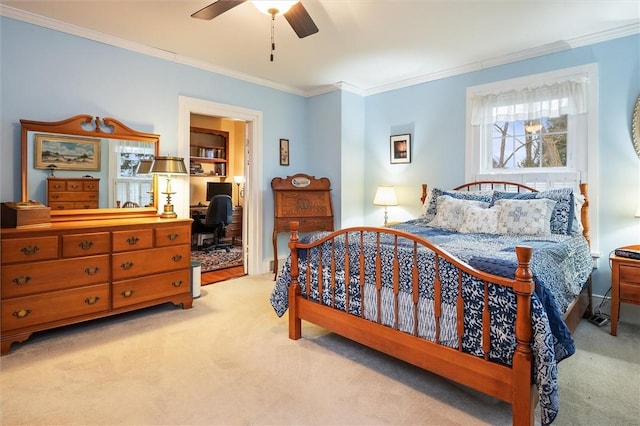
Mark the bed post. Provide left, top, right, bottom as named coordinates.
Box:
left=288, top=221, right=302, bottom=340
left=512, top=245, right=536, bottom=426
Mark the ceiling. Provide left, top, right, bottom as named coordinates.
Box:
left=2, top=1, right=639, bottom=96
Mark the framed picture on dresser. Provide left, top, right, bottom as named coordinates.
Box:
left=34, top=133, right=101, bottom=171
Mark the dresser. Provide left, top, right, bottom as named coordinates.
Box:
left=271, top=174, right=334, bottom=278
left=1, top=213, right=193, bottom=354
left=226, top=206, right=243, bottom=243
left=610, top=244, right=640, bottom=336
left=47, top=177, right=100, bottom=210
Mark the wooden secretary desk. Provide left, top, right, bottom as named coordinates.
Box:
left=271, top=174, right=334, bottom=278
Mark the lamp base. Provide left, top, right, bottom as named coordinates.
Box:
left=159, top=204, right=177, bottom=219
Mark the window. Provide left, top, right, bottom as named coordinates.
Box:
left=466, top=64, right=599, bottom=253
left=109, top=140, right=155, bottom=207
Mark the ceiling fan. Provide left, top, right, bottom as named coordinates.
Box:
left=191, top=1, right=319, bottom=39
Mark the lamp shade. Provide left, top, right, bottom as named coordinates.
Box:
left=373, top=186, right=398, bottom=206
left=150, top=156, right=188, bottom=175
left=134, top=159, right=153, bottom=175
left=233, top=175, right=245, bottom=184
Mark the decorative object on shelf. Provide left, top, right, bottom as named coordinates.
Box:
left=233, top=175, right=245, bottom=207
left=150, top=156, right=188, bottom=219
left=46, top=164, right=57, bottom=177
left=279, top=138, right=289, bottom=166
left=34, top=134, right=101, bottom=171
left=390, top=134, right=411, bottom=164
left=632, top=94, right=640, bottom=159
left=373, top=185, right=398, bottom=226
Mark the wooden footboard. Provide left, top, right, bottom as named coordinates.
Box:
left=286, top=222, right=538, bottom=426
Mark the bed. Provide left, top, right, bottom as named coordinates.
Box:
left=270, top=181, right=593, bottom=426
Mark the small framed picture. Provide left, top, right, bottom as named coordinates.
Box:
left=34, top=134, right=101, bottom=171
left=390, top=134, right=411, bottom=164
left=279, top=138, right=290, bottom=166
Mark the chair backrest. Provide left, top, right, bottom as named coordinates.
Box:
left=204, top=194, right=233, bottom=226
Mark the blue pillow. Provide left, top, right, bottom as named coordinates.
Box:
left=491, top=188, right=574, bottom=235
left=422, top=188, right=492, bottom=222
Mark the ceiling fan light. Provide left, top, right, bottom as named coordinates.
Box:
left=253, top=1, right=297, bottom=16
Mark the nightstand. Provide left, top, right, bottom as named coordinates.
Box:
left=610, top=244, right=640, bottom=336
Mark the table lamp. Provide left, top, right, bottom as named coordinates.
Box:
left=150, top=156, right=188, bottom=218
left=373, top=185, right=398, bottom=226
left=135, top=159, right=155, bottom=207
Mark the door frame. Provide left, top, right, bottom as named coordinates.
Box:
left=178, top=96, right=263, bottom=275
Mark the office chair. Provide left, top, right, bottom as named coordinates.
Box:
left=198, top=194, right=233, bottom=252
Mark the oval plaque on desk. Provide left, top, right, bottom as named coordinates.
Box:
left=291, top=177, right=311, bottom=187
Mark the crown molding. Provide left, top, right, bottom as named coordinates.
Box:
left=2, top=5, right=638, bottom=98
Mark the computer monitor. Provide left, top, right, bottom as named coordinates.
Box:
left=206, top=182, right=233, bottom=202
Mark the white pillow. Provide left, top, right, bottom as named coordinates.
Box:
left=459, top=205, right=501, bottom=234
left=428, top=195, right=490, bottom=231
left=495, top=198, right=557, bottom=236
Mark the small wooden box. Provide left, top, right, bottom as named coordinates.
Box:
left=1, top=201, right=51, bottom=228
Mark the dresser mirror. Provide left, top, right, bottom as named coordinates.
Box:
left=21, top=114, right=160, bottom=216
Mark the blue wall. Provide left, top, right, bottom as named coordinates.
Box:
left=2, top=16, right=639, bottom=295
left=363, top=34, right=640, bottom=295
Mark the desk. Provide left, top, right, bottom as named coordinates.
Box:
left=271, top=174, right=334, bottom=279
left=190, top=205, right=242, bottom=246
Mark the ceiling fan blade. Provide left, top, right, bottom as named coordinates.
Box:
left=191, top=0, right=246, bottom=20
left=284, top=2, right=319, bottom=38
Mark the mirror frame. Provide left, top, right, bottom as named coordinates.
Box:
left=21, top=114, right=160, bottom=216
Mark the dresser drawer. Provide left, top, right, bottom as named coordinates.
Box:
left=113, top=269, right=190, bottom=309
left=155, top=225, right=191, bottom=247
left=1, top=236, right=59, bottom=264
left=62, top=232, right=110, bottom=257
left=82, top=181, right=99, bottom=192
left=49, top=202, right=77, bottom=210
left=48, top=180, right=67, bottom=192
left=1, top=283, right=110, bottom=332
left=49, top=192, right=99, bottom=202
left=278, top=219, right=333, bottom=233
left=112, top=245, right=191, bottom=280
left=620, top=265, right=640, bottom=284
left=2, top=255, right=110, bottom=298
left=112, top=229, right=154, bottom=252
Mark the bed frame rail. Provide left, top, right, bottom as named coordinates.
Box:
left=286, top=223, right=537, bottom=425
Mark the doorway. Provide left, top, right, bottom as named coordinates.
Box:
left=178, top=96, right=264, bottom=276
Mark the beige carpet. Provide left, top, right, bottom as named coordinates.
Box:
left=1, top=274, right=638, bottom=425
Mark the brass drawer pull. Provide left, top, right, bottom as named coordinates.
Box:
left=85, top=296, right=100, bottom=305
left=172, top=254, right=183, bottom=262
left=85, top=266, right=100, bottom=275
left=120, top=261, right=134, bottom=270
left=13, top=308, right=32, bottom=319
left=167, top=233, right=179, bottom=241
left=21, top=245, right=40, bottom=256
left=53, top=184, right=63, bottom=189
left=79, top=240, right=94, bottom=250
left=172, top=280, right=183, bottom=288
left=89, top=194, right=97, bottom=200
left=71, top=184, right=79, bottom=189
left=12, top=275, right=31, bottom=285
left=52, top=194, right=60, bottom=199
left=121, top=289, right=135, bottom=298
left=126, top=236, right=140, bottom=245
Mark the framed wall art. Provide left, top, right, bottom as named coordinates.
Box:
left=34, top=134, right=101, bottom=171
left=390, top=133, right=411, bottom=164
left=279, top=138, right=290, bottom=166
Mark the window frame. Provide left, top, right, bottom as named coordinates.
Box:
left=465, top=64, right=600, bottom=257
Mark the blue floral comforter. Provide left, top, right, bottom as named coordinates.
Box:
left=270, top=221, right=592, bottom=425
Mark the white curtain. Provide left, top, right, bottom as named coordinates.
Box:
left=470, top=78, right=589, bottom=125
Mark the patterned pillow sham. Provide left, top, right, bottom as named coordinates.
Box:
left=419, top=188, right=493, bottom=222
left=494, top=198, right=557, bottom=236
left=458, top=204, right=501, bottom=234
left=427, top=195, right=490, bottom=231
left=492, top=188, right=575, bottom=235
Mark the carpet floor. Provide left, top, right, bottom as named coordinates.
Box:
left=1, top=274, right=638, bottom=425
left=191, top=246, right=243, bottom=272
